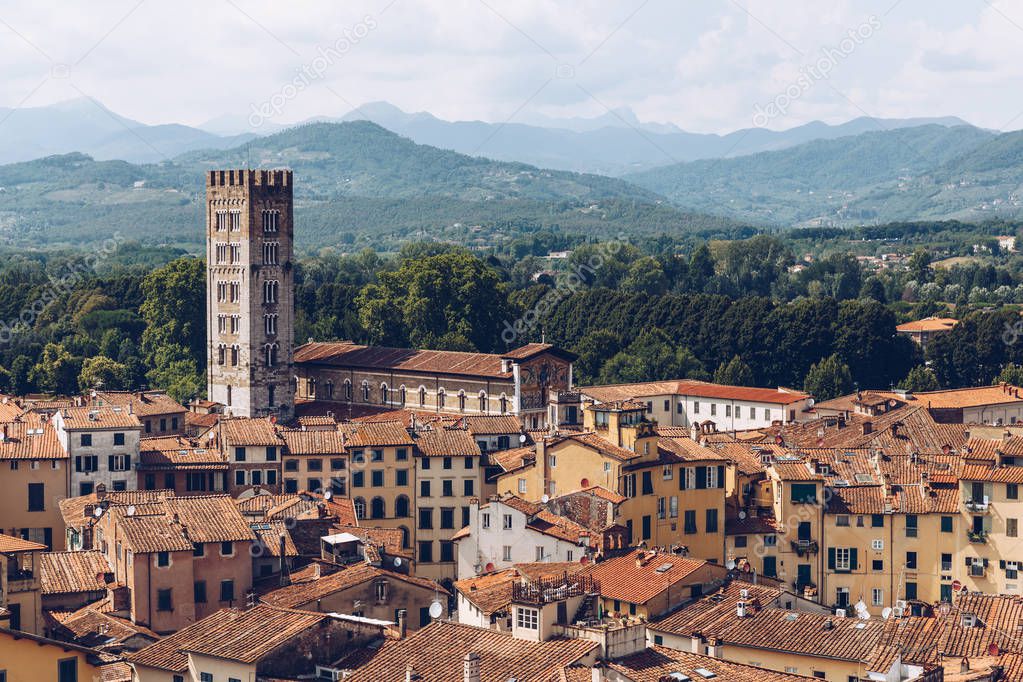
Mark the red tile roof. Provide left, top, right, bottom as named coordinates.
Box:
left=582, top=380, right=809, bottom=405
left=341, top=420, right=415, bottom=447
left=345, top=620, right=597, bottom=682
left=414, top=427, right=481, bottom=457
left=261, top=563, right=446, bottom=608
left=295, top=342, right=513, bottom=379
left=583, top=549, right=710, bottom=605
left=0, top=533, right=46, bottom=553
left=607, top=645, right=812, bottom=682
left=39, top=551, right=110, bottom=595
left=59, top=406, right=141, bottom=430
left=0, top=420, right=65, bottom=460
left=219, top=417, right=283, bottom=446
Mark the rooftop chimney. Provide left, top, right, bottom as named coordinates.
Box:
left=463, top=652, right=481, bottom=682
left=397, top=609, right=408, bottom=638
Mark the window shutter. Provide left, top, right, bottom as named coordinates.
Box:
left=1001, top=560, right=1007, bottom=569
left=966, top=557, right=972, bottom=568
left=983, top=558, right=989, bottom=567
left=695, top=466, right=707, bottom=489
left=679, top=468, right=687, bottom=490
left=717, top=465, right=725, bottom=488
left=108, top=455, right=115, bottom=471
left=828, top=547, right=836, bottom=570
left=125, top=456, right=131, bottom=470
left=75, top=456, right=82, bottom=472
left=850, top=548, right=858, bottom=571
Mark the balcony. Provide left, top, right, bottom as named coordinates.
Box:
left=967, top=530, right=988, bottom=544
left=791, top=539, right=819, bottom=556
left=512, top=574, right=599, bottom=605
left=965, top=500, right=991, bottom=513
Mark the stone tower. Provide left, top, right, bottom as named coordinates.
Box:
left=206, top=169, right=294, bottom=419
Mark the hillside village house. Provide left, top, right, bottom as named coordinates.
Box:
left=279, top=427, right=347, bottom=495
left=895, top=316, right=958, bottom=350
left=89, top=390, right=187, bottom=437
left=54, top=405, right=141, bottom=496
left=580, top=379, right=812, bottom=432
left=0, top=419, right=68, bottom=551
left=137, top=435, right=228, bottom=494
left=815, top=383, right=1023, bottom=425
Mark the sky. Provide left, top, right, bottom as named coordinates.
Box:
left=2, top=0, right=1022, bottom=134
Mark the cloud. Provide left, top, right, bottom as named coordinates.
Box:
left=0, top=1, right=1020, bottom=133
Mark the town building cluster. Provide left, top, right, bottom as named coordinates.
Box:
left=4, top=170, right=1023, bottom=680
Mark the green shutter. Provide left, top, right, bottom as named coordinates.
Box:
left=849, top=548, right=858, bottom=571
left=717, top=465, right=725, bottom=488
left=828, top=547, right=836, bottom=570
left=695, top=466, right=707, bottom=489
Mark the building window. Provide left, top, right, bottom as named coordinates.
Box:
left=58, top=659, right=77, bottom=682
left=157, top=588, right=172, bottom=611
left=1010, top=483, right=1019, bottom=500
left=482, top=513, right=490, bottom=529
left=503, top=545, right=512, bottom=561
left=706, top=508, right=718, bottom=533
left=835, top=548, right=852, bottom=571
left=941, top=516, right=953, bottom=533
left=1009, top=518, right=1019, bottom=538
left=220, top=579, right=235, bottom=602
left=836, top=515, right=850, bottom=527
left=419, top=508, right=433, bottom=529
left=905, top=515, right=918, bottom=538
left=157, top=551, right=170, bottom=567
left=418, top=541, right=433, bottom=563
left=518, top=478, right=527, bottom=494
left=80, top=434, right=92, bottom=447
left=220, top=541, right=234, bottom=556
left=871, top=514, right=884, bottom=528
left=503, top=514, right=513, bottom=530
left=906, top=551, right=917, bottom=570
left=194, top=581, right=207, bottom=603
left=517, top=607, right=539, bottom=630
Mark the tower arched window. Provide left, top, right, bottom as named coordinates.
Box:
left=458, top=391, right=466, bottom=413
left=226, top=385, right=232, bottom=406
left=264, top=344, right=278, bottom=368
left=263, top=280, right=278, bottom=304
left=217, top=344, right=226, bottom=365
left=437, top=390, right=446, bottom=409
left=361, top=381, right=370, bottom=402
left=264, top=314, right=277, bottom=335
left=380, top=383, right=389, bottom=405
left=308, top=378, right=317, bottom=399
left=399, top=525, right=411, bottom=549
left=230, top=345, right=239, bottom=366
left=344, top=379, right=353, bottom=401
left=399, top=386, right=407, bottom=406
left=499, top=395, right=508, bottom=414
left=325, top=381, right=334, bottom=400
left=479, top=391, right=488, bottom=413
left=419, top=387, right=427, bottom=407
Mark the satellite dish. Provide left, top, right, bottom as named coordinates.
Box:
left=93, top=507, right=104, bottom=518
left=881, top=607, right=893, bottom=620
left=854, top=600, right=868, bottom=613
left=323, top=490, right=333, bottom=501
left=541, top=494, right=550, bottom=504
left=519, top=434, right=527, bottom=443
left=393, top=557, right=402, bottom=568
left=126, top=505, right=136, bottom=517
left=738, top=510, right=747, bottom=519
left=726, top=560, right=736, bottom=570
left=428, top=600, right=443, bottom=619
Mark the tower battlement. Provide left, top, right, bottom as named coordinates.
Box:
left=206, top=169, right=292, bottom=189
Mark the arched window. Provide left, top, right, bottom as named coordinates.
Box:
left=395, top=495, right=410, bottom=518
left=325, top=381, right=334, bottom=400
left=479, top=391, right=487, bottom=413
left=263, top=280, right=279, bottom=304
left=370, top=497, right=386, bottom=519
left=230, top=345, right=239, bottom=366
left=437, top=390, right=446, bottom=409
left=344, top=379, right=352, bottom=401
left=399, top=525, right=411, bottom=549
left=308, top=378, right=317, bottom=399
left=419, top=387, right=427, bottom=407
left=380, top=383, right=389, bottom=405
left=399, top=386, right=407, bottom=406
left=499, top=395, right=508, bottom=414
left=217, top=344, right=226, bottom=365
left=361, top=381, right=370, bottom=402
left=226, top=385, right=232, bottom=407
left=264, top=343, right=278, bottom=368
left=458, top=391, right=466, bottom=412
left=354, top=497, right=366, bottom=520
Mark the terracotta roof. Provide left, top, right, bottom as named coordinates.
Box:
left=46, top=599, right=159, bottom=645
left=138, top=436, right=226, bottom=470
left=490, top=445, right=535, bottom=472
left=726, top=513, right=780, bottom=535
left=581, top=380, right=809, bottom=405
left=129, top=605, right=326, bottom=670
left=0, top=396, right=24, bottom=421
left=0, top=533, right=47, bottom=553
left=59, top=406, right=141, bottom=430
left=250, top=521, right=298, bottom=557
left=583, top=549, right=710, bottom=605
left=219, top=417, right=282, bottom=446
left=771, top=459, right=823, bottom=481
left=331, top=525, right=411, bottom=559
left=896, top=317, right=959, bottom=333
left=454, top=569, right=518, bottom=615
left=500, top=343, right=573, bottom=361
left=560, top=485, right=626, bottom=505
left=414, top=427, right=481, bottom=457
left=961, top=462, right=1023, bottom=483
left=552, top=432, right=638, bottom=462
left=607, top=645, right=813, bottom=682
left=345, top=620, right=597, bottom=682
left=39, top=551, right=110, bottom=594
left=59, top=490, right=170, bottom=528
left=656, top=434, right=728, bottom=462
left=279, top=428, right=344, bottom=455
left=0, top=420, right=66, bottom=459
left=162, top=495, right=255, bottom=544
left=116, top=514, right=193, bottom=553
left=261, top=563, right=446, bottom=608
left=462, top=415, right=524, bottom=435
left=341, top=420, right=415, bottom=447
left=651, top=580, right=782, bottom=637
left=295, top=341, right=513, bottom=379
left=92, top=391, right=186, bottom=418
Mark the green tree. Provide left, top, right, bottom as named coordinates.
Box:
left=356, top=252, right=513, bottom=352
left=714, top=355, right=755, bottom=386
left=139, top=257, right=206, bottom=369
left=899, top=365, right=939, bottom=392
left=78, top=355, right=130, bottom=392
left=570, top=330, right=622, bottom=384
left=997, top=363, right=1023, bottom=387
left=907, top=249, right=932, bottom=284
left=688, top=244, right=716, bottom=291
left=29, top=343, right=81, bottom=395
left=803, top=354, right=853, bottom=401
left=598, top=329, right=706, bottom=384
left=146, top=346, right=203, bottom=404
left=622, top=256, right=669, bottom=295
left=859, top=277, right=887, bottom=303
left=9, top=355, right=34, bottom=395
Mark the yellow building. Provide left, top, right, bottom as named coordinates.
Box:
left=0, top=534, right=46, bottom=635
left=959, top=459, right=1023, bottom=596
left=762, top=458, right=825, bottom=600
left=0, top=420, right=69, bottom=551
left=0, top=626, right=122, bottom=682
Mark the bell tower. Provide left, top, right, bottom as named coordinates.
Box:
left=205, top=169, right=295, bottom=419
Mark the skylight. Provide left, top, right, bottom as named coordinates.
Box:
left=694, top=668, right=717, bottom=678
